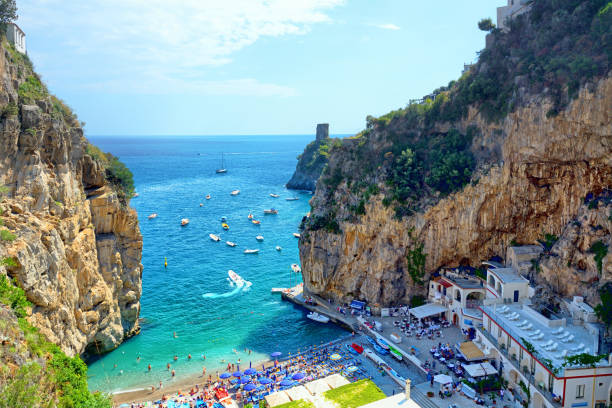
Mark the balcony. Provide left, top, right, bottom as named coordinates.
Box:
left=476, top=326, right=562, bottom=408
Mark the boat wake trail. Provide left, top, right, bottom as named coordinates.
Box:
left=202, top=282, right=250, bottom=299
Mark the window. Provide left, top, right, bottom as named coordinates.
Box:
left=576, top=384, right=585, bottom=399
left=487, top=319, right=491, bottom=332
left=455, top=290, right=461, bottom=302
left=519, top=347, right=523, bottom=363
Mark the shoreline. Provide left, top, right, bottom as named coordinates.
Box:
left=111, top=334, right=353, bottom=405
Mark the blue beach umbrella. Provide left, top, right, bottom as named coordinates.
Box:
left=230, top=378, right=239, bottom=384
left=280, top=379, right=294, bottom=387
left=233, top=371, right=243, bottom=377
left=292, top=372, right=306, bottom=380
left=259, top=378, right=273, bottom=385
left=244, top=383, right=257, bottom=391
left=240, top=376, right=251, bottom=384
left=244, top=368, right=257, bottom=375
left=271, top=351, right=282, bottom=357
left=219, top=372, right=231, bottom=379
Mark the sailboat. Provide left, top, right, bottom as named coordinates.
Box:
left=216, top=153, right=227, bottom=174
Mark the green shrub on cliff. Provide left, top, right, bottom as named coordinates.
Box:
left=589, top=240, right=608, bottom=275
left=18, top=75, right=47, bottom=105
left=86, top=144, right=135, bottom=204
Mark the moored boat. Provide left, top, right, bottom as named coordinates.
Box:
left=216, top=153, right=227, bottom=174
left=270, top=194, right=279, bottom=198
left=286, top=197, right=299, bottom=201
left=148, top=213, right=158, bottom=219
left=244, top=249, right=259, bottom=254
left=390, top=333, right=402, bottom=344
left=256, top=235, right=264, bottom=241
left=209, top=233, right=221, bottom=242
left=306, top=312, right=329, bottom=323
left=226, top=241, right=237, bottom=247
left=263, top=208, right=278, bottom=215
left=291, top=264, right=301, bottom=273
left=293, top=233, right=300, bottom=238
left=222, top=223, right=229, bottom=230
left=206, top=194, right=211, bottom=200
left=375, top=334, right=390, bottom=350
left=230, top=190, right=240, bottom=196
left=181, top=218, right=189, bottom=226
left=252, top=220, right=261, bottom=225
left=275, top=246, right=282, bottom=251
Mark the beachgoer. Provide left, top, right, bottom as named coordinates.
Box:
left=188, top=354, right=192, bottom=360
left=171, top=369, right=175, bottom=377
left=113, top=364, right=117, bottom=369
left=173, top=332, right=177, bottom=338
left=430, top=377, right=434, bottom=387
left=159, top=381, right=162, bottom=389
left=167, top=363, right=171, bottom=370
left=174, top=355, right=178, bottom=361
left=148, top=364, right=151, bottom=371
left=137, top=356, right=140, bottom=362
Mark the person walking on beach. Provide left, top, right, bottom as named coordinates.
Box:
left=202, top=367, right=206, bottom=376
left=159, top=381, right=163, bottom=389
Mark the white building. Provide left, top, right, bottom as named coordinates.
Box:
left=6, top=22, right=26, bottom=54
left=507, top=245, right=543, bottom=275
left=485, top=266, right=532, bottom=303
left=428, top=271, right=485, bottom=330
left=497, top=0, right=532, bottom=31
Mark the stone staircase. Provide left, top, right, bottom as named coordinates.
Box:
left=411, top=388, right=441, bottom=408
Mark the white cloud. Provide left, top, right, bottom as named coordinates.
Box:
left=373, top=23, right=400, bottom=30
left=18, top=0, right=344, bottom=95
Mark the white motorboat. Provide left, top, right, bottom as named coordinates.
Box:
left=244, top=249, right=259, bottom=254
left=293, top=233, right=301, bottom=238
left=230, top=190, right=240, bottom=196
left=306, top=312, right=329, bottom=323
left=148, top=213, right=158, bottom=219
left=286, top=197, right=299, bottom=201
left=275, top=246, right=282, bottom=251
left=291, top=264, right=301, bottom=273
left=209, top=233, right=221, bottom=242
left=226, top=241, right=237, bottom=247
left=228, top=270, right=252, bottom=287
left=270, top=194, right=279, bottom=198
left=181, top=218, right=189, bottom=226
left=256, top=235, right=264, bottom=241
left=206, top=194, right=211, bottom=200
left=374, top=333, right=390, bottom=350
left=263, top=208, right=278, bottom=215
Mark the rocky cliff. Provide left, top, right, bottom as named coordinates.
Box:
left=287, top=124, right=334, bottom=191
left=299, top=1, right=611, bottom=308
left=0, top=40, right=142, bottom=357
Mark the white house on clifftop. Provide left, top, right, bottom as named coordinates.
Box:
left=6, top=22, right=26, bottom=54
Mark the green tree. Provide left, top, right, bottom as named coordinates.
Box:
left=589, top=241, right=608, bottom=275
left=0, top=0, right=17, bottom=25
left=594, top=283, right=612, bottom=335
left=478, top=18, right=495, bottom=32
left=406, top=242, right=426, bottom=285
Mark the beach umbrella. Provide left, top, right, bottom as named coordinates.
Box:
left=280, top=379, right=294, bottom=387
left=259, top=378, right=273, bottom=385
left=330, top=353, right=342, bottom=361
left=292, top=372, right=306, bottom=380
left=346, top=366, right=358, bottom=373
left=244, top=368, right=257, bottom=375
left=219, top=372, right=231, bottom=379
left=240, top=376, right=251, bottom=384
left=230, top=379, right=239, bottom=384
left=244, top=383, right=257, bottom=391
left=270, top=351, right=282, bottom=357
left=233, top=371, right=243, bottom=377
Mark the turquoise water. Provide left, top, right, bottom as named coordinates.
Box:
left=86, top=135, right=345, bottom=393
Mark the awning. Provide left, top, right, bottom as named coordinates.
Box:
left=439, top=279, right=453, bottom=288
left=459, top=341, right=485, bottom=361
left=409, top=303, right=448, bottom=320
left=350, top=300, right=366, bottom=310
left=434, top=374, right=453, bottom=384
left=464, top=362, right=497, bottom=378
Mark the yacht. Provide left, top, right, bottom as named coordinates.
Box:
left=244, top=249, right=259, bottom=254
left=230, top=190, right=240, bottom=196
left=226, top=241, right=237, bottom=247
left=306, top=312, right=329, bottom=323
left=209, top=233, right=221, bottom=242
left=216, top=153, right=227, bottom=174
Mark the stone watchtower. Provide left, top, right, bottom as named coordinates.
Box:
left=316, top=123, right=329, bottom=141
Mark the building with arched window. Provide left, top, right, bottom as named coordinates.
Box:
left=5, top=23, right=26, bottom=54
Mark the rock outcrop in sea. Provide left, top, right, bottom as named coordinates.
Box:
left=0, top=41, right=142, bottom=356
left=287, top=123, right=333, bottom=191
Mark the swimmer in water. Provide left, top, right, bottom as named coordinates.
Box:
left=171, top=369, right=175, bottom=377
left=173, top=332, right=177, bottom=338
left=188, top=354, right=192, bottom=360
left=167, top=363, right=171, bottom=370
left=174, top=355, right=178, bottom=361
left=148, top=364, right=151, bottom=372
left=137, top=356, right=141, bottom=362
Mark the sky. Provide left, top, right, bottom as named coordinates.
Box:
left=17, top=0, right=498, bottom=136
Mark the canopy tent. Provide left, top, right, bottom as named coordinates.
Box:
left=409, top=303, right=448, bottom=320
left=434, top=374, right=453, bottom=384
left=350, top=300, right=366, bottom=310
left=459, top=341, right=485, bottom=361
left=464, top=362, right=497, bottom=378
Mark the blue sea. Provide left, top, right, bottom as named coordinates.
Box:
left=86, top=135, right=345, bottom=393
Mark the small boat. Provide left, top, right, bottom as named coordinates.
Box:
left=199, top=203, right=203, bottom=207
left=226, top=241, right=237, bottom=247
left=209, top=234, right=221, bottom=242
left=228, top=270, right=252, bottom=287
left=375, top=334, right=390, bottom=350
left=222, top=223, right=229, bottom=230
left=256, top=235, right=264, bottom=241
left=291, top=264, right=301, bottom=273
left=181, top=218, right=189, bottom=226
left=263, top=208, right=278, bottom=215
left=148, top=213, right=158, bottom=219
left=216, top=153, right=227, bottom=174
left=270, top=194, right=279, bottom=198
left=206, top=195, right=211, bottom=200
left=306, top=312, right=329, bottom=323
left=221, top=216, right=227, bottom=222
left=247, top=213, right=253, bottom=220
left=351, top=343, right=364, bottom=354
left=275, top=246, right=282, bottom=251
left=230, top=190, right=240, bottom=196
left=244, top=249, right=259, bottom=254
left=293, top=233, right=300, bottom=238
left=346, top=344, right=359, bottom=355
left=133, top=193, right=139, bottom=198
left=286, top=197, right=299, bottom=201
left=252, top=220, right=261, bottom=225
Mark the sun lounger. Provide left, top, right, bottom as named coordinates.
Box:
left=572, top=342, right=584, bottom=351
left=528, top=329, right=541, bottom=338
left=552, top=327, right=564, bottom=335
left=557, top=331, right=570, bottom=339
left=523, top=323, right=533, bottom=331
left=562, top=334, right=575, bottom=343
left=557, top=350, right=568, bottom=358
left=541, top=340, right=553, bottom=347
left=516, top=320, right=528, bottom=327
left=533, top=333, right=544, bottom=340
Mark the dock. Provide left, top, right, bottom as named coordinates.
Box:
left=270, top=288, right=286, bottom=293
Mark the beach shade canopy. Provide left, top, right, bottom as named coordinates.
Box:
left=219, top=372, right=231, bottom=379
left=244, top=383, right=257, bottom=391
left=233, top=371, right=243, bottom=377
left=270, top=351, right=282, bottom=357
left=280, top=379, right=294, bottom=387
left=229, top=379, right=239, bottom=384
left=259, top=378, right=273, bottom=385
left=292, top=372, right=306, bottom=380
left=330, top=353, right=342, bottom=361
left=346, top=366, right=358, bottom=373
left=240, top=376, right=252, bottom=384
left=244, top=368, right=257, bottom=375
left=434, top=374, right=453, bottom=384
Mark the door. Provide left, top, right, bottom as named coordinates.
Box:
left=513, top=290, right=519, bottom=302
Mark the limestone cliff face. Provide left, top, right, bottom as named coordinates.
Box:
left=287, top=139, right=330, bottom=191
left=0, top=42, right=142, bottom=356
left=300, top=75, right=612, bottom=307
